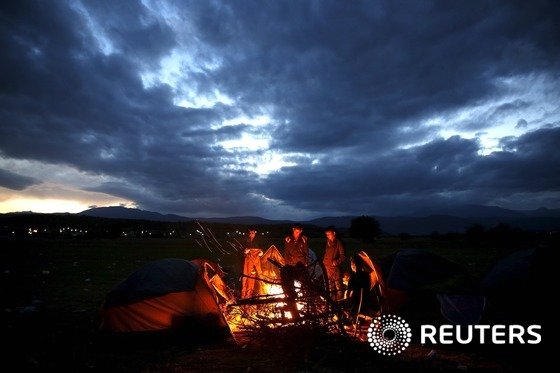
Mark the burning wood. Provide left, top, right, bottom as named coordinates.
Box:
left=189, top=223, right=370, bottom=338
left=227, top=258, right=348, bottom=336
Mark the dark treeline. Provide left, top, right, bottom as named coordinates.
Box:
left=1, top=213, right=557, bottom=251
left=0, top=213, right=309, bottom=239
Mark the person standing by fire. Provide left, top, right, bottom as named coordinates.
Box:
left=284, top=223, right=309, bottom=266
left=241, top=227, right=264, bottom=299
left=322, top=225, right=346, bottom=301
left=281, top=223, right=310, bottom=320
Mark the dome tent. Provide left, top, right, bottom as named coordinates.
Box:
left=480, top=247, right=548, bottom=324
left=100, top=258, right=231, bottom=339
left=379, top=249, right=485, bottom=324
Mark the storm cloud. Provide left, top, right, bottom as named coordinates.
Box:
left=1, top=0, right=559, bottom=218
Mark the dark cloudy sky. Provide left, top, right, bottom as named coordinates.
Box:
left=1, top=0, right=559, bottom=219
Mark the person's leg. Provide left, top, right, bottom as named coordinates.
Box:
left=332, top=267, right=344, bottom=300
left=241, top=275, right=254, bottom=298
left=325, top=266, right=337, bottom=300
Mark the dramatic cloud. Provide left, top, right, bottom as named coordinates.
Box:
left=1, top=0, right=559, bottom=218
left=0, top=169, right=38, bottom=190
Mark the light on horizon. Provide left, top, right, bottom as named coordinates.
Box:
left=0, top=198, right=93, bottom=214
left=0, top=197, right=134, bottom=214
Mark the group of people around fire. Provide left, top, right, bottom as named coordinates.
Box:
left=239, top=222, right=382, bottom=319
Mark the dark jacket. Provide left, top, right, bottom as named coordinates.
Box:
left=323, top=238, right=345, bottom=268
left=284, top=235, right=309, bottom=266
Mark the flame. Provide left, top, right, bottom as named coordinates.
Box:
left=264, top=283, right=284, bottom=296
left=226, top=280, right=307, bottom=330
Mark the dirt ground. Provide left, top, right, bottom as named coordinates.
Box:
left=1, top=236, right=550, bottom=372
left=4, top=304, right=547, bottom=372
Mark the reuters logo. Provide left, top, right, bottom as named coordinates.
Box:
left=367, top=314, right=412, bottom=355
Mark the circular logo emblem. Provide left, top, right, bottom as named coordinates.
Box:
left=367, top=314, right=412, bottom=355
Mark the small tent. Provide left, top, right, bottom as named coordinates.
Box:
left=346, top=251, right=387, bottom=317
left=258, top=245, right=324, bottom=283
left=480, top=248, right=547, bottom=323
left=381, top=249, right=469, bottom=292
left=99, top=258, right=231, bottom=338
left=481, top=248, right=542, bottom=294
left=260, top=245, right=285, bottom=283
left=190, top=258, right=234, bottom=304
left=379, top=249, right=484, bottom=324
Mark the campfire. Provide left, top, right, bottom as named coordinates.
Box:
left=192, top=222, right=366, bottom=338
left=226, top=258, right=344, bottom=335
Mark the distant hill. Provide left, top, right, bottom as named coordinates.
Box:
left=194, top=216, right=294, bottom=225
left=308, top=216, right=356, bottom=228
left=524, top=207, right=560, bottom=218
left=79, top=206, right=190, bottom=222
left=410, top=204, right=523, bottom=218
left=78, top=207, right=292, bottom=226
left=72, top=205, right=560, bottom=235
left=377, top=215, right=473, bottom=235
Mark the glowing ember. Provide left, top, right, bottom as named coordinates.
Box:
left=226, top=279, right=312, bottom=331
left=264, top=284, right=284, bottom=296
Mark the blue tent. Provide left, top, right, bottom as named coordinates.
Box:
left=380, top=249, right=485, bottom=324
left=100, top=258, right=232, bottom=338
left=480, top=248, right=547, bottom=323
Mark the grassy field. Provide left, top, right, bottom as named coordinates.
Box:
left=1, top=232, right=548, bottom=371
left=1, top=234, right=513, bottom=310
